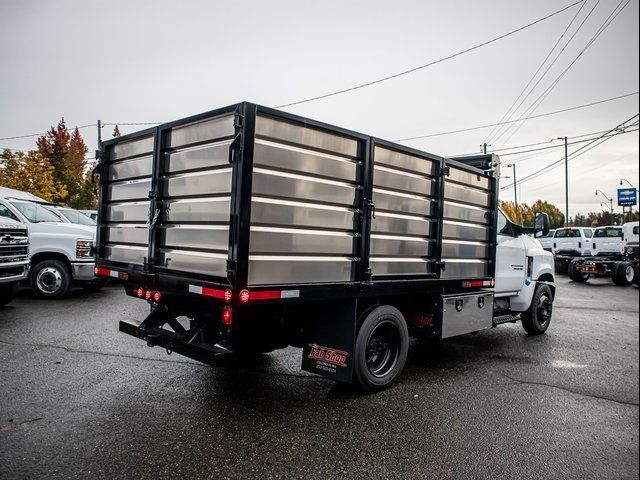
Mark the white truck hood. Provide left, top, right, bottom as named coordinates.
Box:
left=29, top=221, right=96, bottom=240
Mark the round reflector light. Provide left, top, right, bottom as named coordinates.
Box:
left=224, top=289, right=233, bottom=303
left=239, top=289, right=250, bottom=303
left=145, top=290, right=152, bottom=300
left=136, top=287, right=144, bottom=298
left=221, top=307, right=233, bottom=326
left=153, top=291, right=161, bottom=302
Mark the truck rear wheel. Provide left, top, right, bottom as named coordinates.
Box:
left=612, top=262, right=634, bottom=286
left=353, top=306, right=408, bottom=392
left=0, top=282, right=19, bottom=306
left=30, top=260, right=72, bottom=299
left=521, top=284, right=553, bottom=335
left=568, top=260, right=589, bottom=283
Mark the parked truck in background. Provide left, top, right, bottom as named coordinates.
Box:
left=0, top=187, right=103, bottom=298
left=0, top=204, right=30, bottom=306
left=591, top=226, right=623, bottom=257
left=538, top=229, right=556, bottom=252
left=95, top=102, right=555, bottom=391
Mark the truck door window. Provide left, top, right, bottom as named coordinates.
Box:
left=584, top=229, right=593, bottom=238
left=497, top=210, right=515, bottom=236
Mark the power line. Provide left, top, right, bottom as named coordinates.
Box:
left=274, top=1, right=585, bottom=109
left=395, top=91, right=638, bottom=141
left=0, top=123, right=97, bottom=142
left=494, top=0, right=630, bottom=146
left=483, top=0, right=588, bottom=144
left=500, top=114, right=639, bottom=190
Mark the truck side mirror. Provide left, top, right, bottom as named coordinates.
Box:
left=534, top=212, right=550, bottom=238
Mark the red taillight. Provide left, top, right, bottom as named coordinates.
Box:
left=239, top=289, right=250, bottom=303
left=224, top=289, right=233, bottom=303
left=145, top=290, right=152, bottom=300
left=153, top=291, right=161, bottom=302
left=94, top=267, right=110, bottom=277
left=221, top=306, right=233, bottom=326
left=136, top=287, right=144, bottom=298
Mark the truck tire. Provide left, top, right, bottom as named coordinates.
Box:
left=568, top=260, right=589, bottom=283
left=353, top=305, right=408, bottom=392
left=521, top=284, right=553, bottom=335
left=30, top=260, right=72, bottom=299
left=612, top=262, right=634, bottom=286
left=0, top=282, right=19, bottom=306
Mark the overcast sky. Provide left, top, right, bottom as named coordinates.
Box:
left=1, top=0, right=638, bottom=217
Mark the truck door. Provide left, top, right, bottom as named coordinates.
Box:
left=494, top=209, right=526, bottom=294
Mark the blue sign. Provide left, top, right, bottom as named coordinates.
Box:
left=618, top=187, right=637, bottom=206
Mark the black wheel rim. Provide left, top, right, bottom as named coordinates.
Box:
left=365, top=320, right=401, bottom=378
left=537, top=294, right=552, bottom=326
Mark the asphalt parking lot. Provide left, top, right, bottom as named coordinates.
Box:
left=0, top=276, right=638, bottom=480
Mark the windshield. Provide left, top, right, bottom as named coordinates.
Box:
left=594, top=228, right=623, bottom=238
left=59, top=209, right=96, bottom=225
left=10, top=201, right=64, bottom=223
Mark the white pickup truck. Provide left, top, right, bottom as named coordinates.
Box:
left=537, top=229, right=556, bottom=251
left=552, top=227, right=594, bottom=257
left=0, top=188, right=102, bottom=298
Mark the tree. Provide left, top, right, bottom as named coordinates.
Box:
left=0, top=150, right=67, bottom=202
left=499, top=199, right=565, bottom=228
left=36, top=119, right=94, bottom=208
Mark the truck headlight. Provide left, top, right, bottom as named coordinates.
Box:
left=76, top=240, right=94, bottom=258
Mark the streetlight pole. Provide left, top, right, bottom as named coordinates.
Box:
left=558, top=136, right=569, bottom=225
left=506, top=163, right=518, bottom=221
left=595, top=190, right=614, bottom=225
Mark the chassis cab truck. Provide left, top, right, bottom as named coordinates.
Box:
left=95, top=103, right=555, bottom=391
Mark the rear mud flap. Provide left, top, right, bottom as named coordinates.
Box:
left=301, top=299, right=356, bottom=383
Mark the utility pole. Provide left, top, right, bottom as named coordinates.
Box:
left=482, top=143, right=488, bottom=154
left=558, top=136, right=569, bottom=225
left=97, top=120, right=102, bottom=149
left=506, top=163, right=518, bottom=221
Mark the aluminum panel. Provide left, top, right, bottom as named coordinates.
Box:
left=442, top=221, right=491, bottom=242
left=250, top=227, right=353, bottom=255
left=164, top=169, right=232, bottom=198
left=107, top=178, right=152, bottom=202
left=373, top=166, right=435, bottom=196
left=252, top=169, right=357, bottom=207
left=440, top=292, right=494, bottom=339
left=441, top=240, right=490, bottom=259
left=370, top=258, right=432, bottom=276
left=108, top=156, right=153, bottom=181
left=371, top=212, right=434, bottom=237
left=111, top=136, right=154, bottom=161
left=169, top=115, right=234, bottom=149
left=162, top=225, right=229, bottom=251
left=444, top=202, right=491, bottom=225
left=248, top=256, right=353, bottom=285
left=373, top=189, right=434, bottom=216
left=104, top=244, right=147, bottom=265
left=251, top=198, right=355, bottom=232
left=440, top=260, right=489, bottom=279
left=165, top=140, right=232, bottom=173
left=255, top=116, right=358, bottom=157
left=105, top=225, right=148, bottom=245
left=254, top=140, right=357, bottom=182
left=105, top=201, right=150, bottom=223
left=370, top=235, right=433, bottom=257
left=163, top=198, right=231, bottom=223
left=444, top=182, right=490, bottom=207
left=374, top=146, right=438, bottom=176
left=158, top=249, right=227, bottom=277
left=448, top=167, right=490, bottom=190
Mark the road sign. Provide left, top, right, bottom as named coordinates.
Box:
left=617, top=188, right=637, bottom=206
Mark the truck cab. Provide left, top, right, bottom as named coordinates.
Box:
left=621, top=221, right=639, bottom=257
left=591, top=226, right=623, bottom=257
left=552, top=227, right=593, bottom=256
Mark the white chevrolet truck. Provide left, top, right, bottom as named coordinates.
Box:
left=0, top=207, right=30, bottom=306
left=0, top=188, right=102, bottom=299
